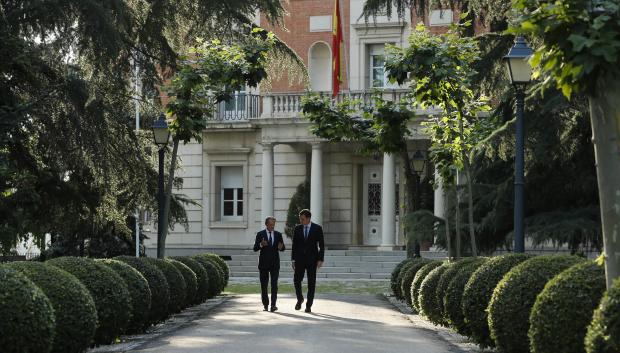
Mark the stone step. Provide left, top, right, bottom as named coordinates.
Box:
left=229, top=271, right=383, bottom=279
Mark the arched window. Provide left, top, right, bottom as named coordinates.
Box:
left=309, top=42, right=332, bottom=92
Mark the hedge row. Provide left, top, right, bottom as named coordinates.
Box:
left=0, top=252, right=227, bottom=353
left=392, top=254, right=617, bottom=353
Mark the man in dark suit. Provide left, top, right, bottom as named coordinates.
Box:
left=291, top=209, right=325, bottom=313
left=253, top=216, right=285, bottom=312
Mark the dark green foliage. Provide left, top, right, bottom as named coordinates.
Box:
left=462, top=253, right=532, bottom=348
left=285, top=180, right=310, bottom=238
left=412, top=261, right=444, bottom=313
left=192, top=255, right=223, bottom=298
left=7, top=261, right=97, bottom=353
left=401, top=258, right=433, bottom=307
left=529, top=261, right=606, bottom=353
left=200, top=253, right=229, bottom=288
left=391, top=259, right=414, bottom=297
left=143, top=258, right=187, bottom=314
left=167, top=258, right=198, bottom=309
left=443, top=258, right=488, bottom=336
left=419, top=262, right=451, bottom=324
left=47, top=256, right=131, bottom=344
left=116, top=256, right=170, bottom=325
left=586, top=277, right=620, bottom=353
left=0, top=266, right=55, bottom=353
left=435, top=257, right=483, bottom=325
left=487, top=255, right=584, bottom=353
left=99, top=259, right=152, bottom=334
left=171, top=256, right=209, bottom=304
left=395, top=260, right=418, bottom=300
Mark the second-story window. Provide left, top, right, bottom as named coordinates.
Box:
left=369, top=44, right=395, bottom=88
left=224, top=89, right=246, bottom=114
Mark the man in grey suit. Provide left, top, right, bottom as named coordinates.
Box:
left=253, top=216, right=285, bottom=312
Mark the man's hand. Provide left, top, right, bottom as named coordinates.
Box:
left=291, top=261, right=295, bottom=270
left=260, top=239, right=268, bottom=247
left=317, top=261, right=324, bottom=269
left=278, top=241, right=284, bottom=250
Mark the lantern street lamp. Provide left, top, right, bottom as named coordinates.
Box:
left=504, top=36, right=533, bottom=253
left=410, top=149, right=427, bottom=256
left=152, top=113, right=170, bottom=259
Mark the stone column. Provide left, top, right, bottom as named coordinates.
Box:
left=261, top=143, right=274, bottom=223
left=310, top=142, right=323, bottom=226
left=381, top=153, right=396, bottom=248
left=434, top=169, right=445, bottom=219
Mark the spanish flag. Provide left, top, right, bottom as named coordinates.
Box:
left=332, top=0, right=343, bottom=97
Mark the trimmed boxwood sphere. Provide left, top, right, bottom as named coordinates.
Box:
left=142, top=257, right=187, bottom=315
left=7, top=261, right=97, bottom=353
left=47, top=256, right=132, bottom=345
left=99, top=259, right=152, bottom=334
left=200, top=253, right=229, bottom=287
left=192, top=255, right=223, bottom=298
left=586, top=277, right=620, bottom=353
left=116, top=256, right=170, bottom=325
left=435, top=257, right=482, bottom=326
left=529, top=261, right=606, bottom=353
left=401, top=258, right=433, bottom=307
left=443, top=258, right=488, bottom=336
left=395, top=260, right=418, bottom=300
left=0, top=266, right=55, bottom=353
left=412, top=261, right=444, bottom=313
left=171, top=256, right=209, bottom=304
left=462, top=253, right=532, bottom=348
left=166, top=258, right=198, bottom=309
left=391, top=259, right=414, bottom=298
left=419, top=262, right=451, bottom=325
left=487, top=255, right=583, bottom=353
left=194, top=254, right=226, bottom=291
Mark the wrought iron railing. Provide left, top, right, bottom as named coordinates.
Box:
left=208, top=93, right=261, bottom=121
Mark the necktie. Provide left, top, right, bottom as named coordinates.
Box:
left=304, top=226, right=308, bottom=240
left=268, top=232, right=272, bottom=246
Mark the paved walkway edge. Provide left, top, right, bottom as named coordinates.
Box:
left=88, top=295, right=232, bottom=353
left=382, top=294, right=489, bottom=353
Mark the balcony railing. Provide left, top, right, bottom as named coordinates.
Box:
left=205, top=89, right=413, bottom=122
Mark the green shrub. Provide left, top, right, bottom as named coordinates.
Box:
left=200, top=253, right=229, bottom=287
left=0, top=266, right=55, bottom=353
left=7, top=261, right=97, bottom=353
left=529, top=261, right=606, bottom=353
left=116, top=256, right=170, bottom=325
left=391, top=259, right=414, bottom=298
left=99, top=259, right=152, bottom=334
left=487, top=255, right=583, bottom=353
left=142, top=257, right=187, bottom=314
left=435, top=257, right=482, bottom=326
left=419, top=262, right=451, bottom=325
left=401, top=258, right=433, bottom=307
left=411, top=261, right=444, bottom=313
left=462, top=253, right=532, bottom=348
left=171, top=256, right=209, bottom=304
left=192, top=255, right=223, bottom=298
left=47, top=256, right=132, bottom=345
left=167, top=258, right=198, bottom=309
left=285, top=180, right=310, bottom=238
left=443, top=258, right=488, bottom=336
left=194, top=253, right=226, bottom=291
left=586, top=277, right=620, bottom=353
left=395, top=260, right=417, bottom=300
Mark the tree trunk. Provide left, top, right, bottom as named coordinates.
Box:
left=444, top=187, right=452, bottom=260
left=158, top=136, right=180, bottom=259
left=589, top=75, right=620, bottom=289
left=455, top=177, right=462, bottom=259
left=464, top=161, right=478, bottom=257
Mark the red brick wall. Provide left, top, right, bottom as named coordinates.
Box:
left=261, top=0, right=350, bottom=93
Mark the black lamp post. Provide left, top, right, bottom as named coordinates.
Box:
left=152, top=113, right=170, bottom=259
left=411, top=150, right=426, bottom=256
left=503, top=36, right=533, bottom=253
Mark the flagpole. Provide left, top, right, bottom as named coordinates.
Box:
left=338, top=0, right=350, bottom=98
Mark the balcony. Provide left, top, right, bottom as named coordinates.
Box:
left=206, top=89, right=413, bottom=122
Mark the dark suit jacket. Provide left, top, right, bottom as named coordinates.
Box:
left=253, top=230, right=285, bottom=270
left=291, top=222, right=325, bottom=268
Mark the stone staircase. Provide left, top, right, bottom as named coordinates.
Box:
left=206, top=249, right=447, bottom=280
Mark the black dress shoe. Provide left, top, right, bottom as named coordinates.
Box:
left=295, top=300, right=303, bottom=310
left=305, top=307, right=311, bottom=313
left=270, top=306, right=278, bottom=312
left=263, top=306, right=268, bottom=311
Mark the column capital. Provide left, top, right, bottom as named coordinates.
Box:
left=309, top=141, right=323, bottom=149
left=260, top=142, right=274, bottom=149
